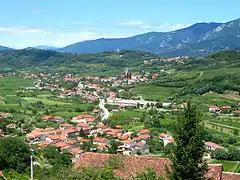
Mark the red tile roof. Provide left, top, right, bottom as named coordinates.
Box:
left=42, top=115, right=54, bottom=120
left=74, top=153, right=233, bottom=179
left=74, top=153, right=170, bottom=179
left=115, top=125, right=122, bottom=129
left=60, top=123, right=74, bottom=127
left=221, top=106, right=232, bottom=109
left=55, top=142, right=68, bottom=148
left=70, top=148, right=84, bottom=155
left=38, top=141, right=51, bottom=148
left=205, top=142, right=224, bottom=149
left=160, top=133, right=168, bottom=138
left=77, top=123, right=89, bottom=128
left=118, top=134, right=129, bottom=141
left=139, top=129, right=150, bottom=134
left=222, top=172, right=240, bottom=180
left=93, top=137, right=108, bottom=143
left=139, top=135, right=150, bottom=140
left=6, top=123, right=17, bottom=128
left=92, top=109, right=101, bottom=113
left=97, top=144, right=107, bottom=149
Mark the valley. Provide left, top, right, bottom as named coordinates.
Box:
left=0, top=49, right=240, bottom=179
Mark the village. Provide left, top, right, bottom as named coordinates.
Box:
left=1, top=70, right=239, bottom=164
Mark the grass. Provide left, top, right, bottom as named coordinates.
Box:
left=191, top=93, right=239, bottom=107
left=0, top=76, right=34, bottom=95
left=210, top=159, right=240, bottom=173
left=22, top=97, right=71, bottom=105
left=204, top=121, right=239, bottom=135
left=211, top=120, right=240, bottom=129
left=111, top=110, right=142, bottom=119
left=132, top=85, right=177, bottom=100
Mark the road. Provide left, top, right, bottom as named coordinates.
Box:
left=99, top=99, right=109, bottom=121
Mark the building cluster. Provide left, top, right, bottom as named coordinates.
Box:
left=144, top=56, right=189, bottom=64
left=209, top=104, right=240, bottom=116
left=24, top=113, right=151, bottom=160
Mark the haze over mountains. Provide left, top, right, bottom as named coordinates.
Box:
left=1, top=18, right=240, bottom=56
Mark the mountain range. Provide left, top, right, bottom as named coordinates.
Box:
left=1, top=18, right=240, bottom=56
left=59, top=18, right=240, bottom=56
left=0, top=46, right=13, bottom=51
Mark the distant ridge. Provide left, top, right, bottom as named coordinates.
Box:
left=0, top=46, right=14, bottom=51
left=58, top=18, right=240, bottom=56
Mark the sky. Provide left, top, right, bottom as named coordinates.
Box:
left=0, top=0, right=240, bottom=49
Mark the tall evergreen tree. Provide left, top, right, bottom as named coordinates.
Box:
left=167, top=102, right=208, bottom=180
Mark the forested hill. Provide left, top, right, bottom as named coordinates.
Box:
left=176, top=50, right=240, bottom=71
left=0, top=49, right=157, bottom=69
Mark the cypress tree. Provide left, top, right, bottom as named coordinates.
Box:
left=167, top=102, right=208, bottom=180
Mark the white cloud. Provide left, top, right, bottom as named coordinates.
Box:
left=0, top=26, right=46, bottom=34
left=0, top=26, right=97, bottom=48
left=0, top=26, right=130, bottom=48
left=0, top=22, right=194, bottom=48
left=116, top=20, right=192, bottom=32
left=117, top=20, right=152, bottom=30
left=164, top=23, right=193, bottom=31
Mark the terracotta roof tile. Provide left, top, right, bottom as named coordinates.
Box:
left=74, top=153, right=232, bottom=179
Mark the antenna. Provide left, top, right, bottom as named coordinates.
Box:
left=30, top=155, right=34, bottom=180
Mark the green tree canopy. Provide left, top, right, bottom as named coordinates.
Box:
left=0, top=137, right=31, bottom=173
left=167, top=102, right=208, bottom=180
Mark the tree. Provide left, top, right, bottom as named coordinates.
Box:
left=0, top=137, right=31, bottom=173
left=147, top=136, right=164, bottom=154
left=211, top=148, right=229, bottom=160
left=167, top=102, right=208, bottom=180
left=79, top=128, right=86, bottom=138
left=41, top=146, right=72, bottom=167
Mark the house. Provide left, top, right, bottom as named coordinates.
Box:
left=26, top=131, right=46, bottom=144
left=93, top=137, right=109, bottom=145
left=46, top=134, right=67, bottom=143
left=37, top=141, right=52, bottom=148
left=118, top=134, right=130, bottom=141
left=221, top=106, right=232, bottom=113
left=76, top=123, right=90, bottom=130
left=138, top=135, right=151, bottom=143
left=60, top=124, right=74, bottom=130
left=0, top=113, right=12, bottom=119
left=209, top=105, right=221, bottom=113
left=138, top=129, right=150, bottom=135
left=64, top=128, right=79, bottom=137
left=152, top=74, right=160, bottom=79
left=70, top=148, right=84, bottom=159
left=205, top=142, right=224, bottom=151
left=97, top=144, right=108, bottom=152
left=72, top=114, right=95, bottom=123
left=42, top=115, right=64, bottom=123
left=131, top=74, right=137, bottom=80
left=6, top=123, right=17, bottom=129
left=92, top=109, right=101, bottom=115
left=159, top=133, right=169, bottom=141
left=123, top=140, right=136, bottom=149
left=55, top=142, right=68, bottom=150
left=78, top=137, right=90, bottom=145
left=159, top=133, right=174, bottom=146
left=135, top=142, right=149, bottom=154
left=42, top=115, right=54, bottom=121
left=53, top=116, right=64, bottom=123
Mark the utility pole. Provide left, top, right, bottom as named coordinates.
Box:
left=30, top=155, right=34, bottom=180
